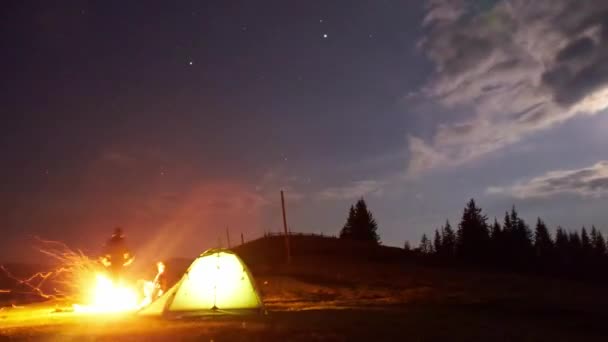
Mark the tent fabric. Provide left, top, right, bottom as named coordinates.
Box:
left=138, top=249, right=263, bottom=317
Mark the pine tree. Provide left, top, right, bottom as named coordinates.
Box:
left=581, top=226, right=592, bottom=259
left=505, top=206, right=533, bottom=268
left=569, top=231, right=582, bottom=250
left=588, top=226, right=607, bottom=279
left=534, top=218, right=553, bottom=259
left=581, top=226, right=590, bottom=246
left=591, top=226, right=607, bottom=256
left=339, top=199, right=380, bottom=244
left=503, top=211, right=513, bottom=233
left=420, top=234, right=432, bottom=254
left=512, top=207, right=533, bottom=250
left=456, top=199, right=489, bottom=261
left=568, top=231, right=583, bottom=265
left=339, top=205, right=356, bottom=239
left=441, top=220, right=456, bottom=258
left=489, top=218, right=504, bottom=265
left=554, top=227, right=569, bottom=266
left=502, top=211, right=514, bottom=255
left=433, top=229, right=442, bottom=255
left=490, top=218, right=502, bottom=241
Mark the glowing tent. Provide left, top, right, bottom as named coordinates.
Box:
left=138, top=249, right=263, bottom=317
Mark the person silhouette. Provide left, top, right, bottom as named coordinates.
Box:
left=100, top=227, right=134, bottom=283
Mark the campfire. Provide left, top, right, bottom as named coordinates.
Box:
left=73, top=273, right=140, bottom=313
left=0, top=238, right=165, bottom=315
left=74, top=262, right=165, bottom=314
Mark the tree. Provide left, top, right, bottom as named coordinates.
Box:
left=441, top=220, right=456, bottom=258
left=339, top=205, right=356, bottom=239
left=433, top=229, right=442, bottom=255
left=339, top=198, right=380, bottom=244
left=456, top=199, right=489, bottom=261
left=569, top=231, right=582, bottom=252
left=512, top=207, right=533, bottom=251
left=581, top=226, right=592, bottom=259
left=419, top=234, right=432, bottom=254
left=554, top=227, right=569, bottom=266
left=489, top=218, right=504, bottom=264
left=503, top=211, right=513, bottom=234
left=591, top=226, right=607, bottom=256
left=581, top=226, right=591, bottom=250
left=534, top=218, right=553, bottom=259
left=490, top=218, right=502, bottom=242
left=568, top=231, right=583, bottom=266
left=504, top=206, right=534, bottom=268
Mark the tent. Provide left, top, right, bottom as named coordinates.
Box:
left=138, top=249, right=264, bottom=317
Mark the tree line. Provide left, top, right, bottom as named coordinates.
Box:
left=416, top=199, right=608, bottom=280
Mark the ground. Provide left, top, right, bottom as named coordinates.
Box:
left=1, top=236, right=606, bottom=341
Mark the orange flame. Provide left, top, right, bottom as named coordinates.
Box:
left=73, top=261, right=165, bottom=314
left=73, top=274, right=139, bottom=313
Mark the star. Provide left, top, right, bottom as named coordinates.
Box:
left=322, top=33, right=328, bottom=39
left=188, top=61, right=193, bottom=66
left=319, top=19, right=324, bottom=23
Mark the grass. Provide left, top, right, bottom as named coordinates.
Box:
left=1, top=303, right=605, bottom=341
left=1, top=235, right=607, bottom=341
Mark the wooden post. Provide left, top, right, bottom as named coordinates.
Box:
left=226, top=226, right=231, bottom=249
left=280, top=190, right=291, bottom=263
left=241, top=233, right=245, bottom=245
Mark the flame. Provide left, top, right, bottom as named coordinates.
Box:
left=73, top=261, right=166, bottom=314
left=73, top=274, right=139, bottom=314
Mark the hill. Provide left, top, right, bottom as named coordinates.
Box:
left=2, top=234, right=608, bottom=340
left=234, top=233, right=405, bottom=266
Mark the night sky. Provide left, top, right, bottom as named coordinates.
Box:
left=3, top=0, right=608, bottom=263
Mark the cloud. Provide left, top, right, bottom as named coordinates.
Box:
left=316, top=180, right=385, bottom=200
left=408, top=0, right=608, bottom=175
left=254, top=169, right=306, bottom=202
left=487, top=161, right=608, bottom=198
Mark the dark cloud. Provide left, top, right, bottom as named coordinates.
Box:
left=556, top=37, right=595, bottom=62
left=550, top=61, right=608, bottom=106
left=442, top=34, right=494, bottom=75
left=408, top=0, right=608, bottom=175
left=488, top=161, right=608, bottom=198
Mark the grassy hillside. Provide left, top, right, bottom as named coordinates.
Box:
left=234, top=234, right=405, bottom=265
left=2, top=235, right=607, bottom=340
